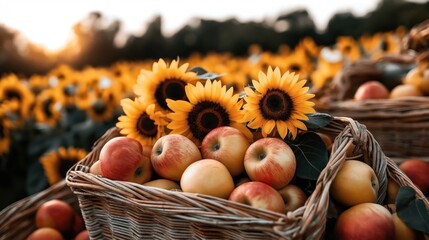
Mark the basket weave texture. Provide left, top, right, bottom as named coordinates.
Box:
left=0, top=180, right=79, bottom=240
left=66, top=116, right=428, bottom=240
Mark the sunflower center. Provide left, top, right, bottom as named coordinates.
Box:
left=137, top=114, right=157, bottom=137
left=63, top=85, right=77, bottom=96
left=188, top=101, right=230, bottom=142
left=0, top=122, right=5, bottom=139
left=59, top=158, right=78, bottom=179
left=92, top=99, right=107, bottom=115
left=260, top=89, right=293, bottom=120
left=155, top=79, right=187, bottom=110
left=380, top=39, right=388, bottom=51
left=5, top=89, right=22, bottom=102
left=290, top=64, right=301, bottom=72
left=43, top=98, right=54, bottom=117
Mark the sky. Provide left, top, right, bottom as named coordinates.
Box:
left=0, top=0, right=421, bottom=51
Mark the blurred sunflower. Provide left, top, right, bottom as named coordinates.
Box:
left=54, top=73, right=80, bottom=108
left=33, top=88, right=64, bottom=127
left=116, top=98, right=168, bottom=146
left=0, top=74, right=35, bottom=127
left=0, top=113, right=11, bottom=155
left=282, top=49, right=313, bottom=80
left=134, top=59, right=199, bottom=113
left=336, top=36, right=361, bottom=63
left=167, top=80, right=252, bottom=145
left=85, top=86, right=122, bottom=123
left=242, top=67, right=315, bottom=140
left=40, top=147, right=87, bottom=186
left=28, top=74, right=49, bottom=95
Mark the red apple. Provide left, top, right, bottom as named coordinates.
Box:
left=201, top=126, right=251, bottom=177
left=277, top=184, right=307, bottom=213
left=243, top=137, right=296, bottom=189
left=399, top=159, right=429, bottom=196
left=74, top=230, right=90, bottom=240
left=180, top=159, right=235, bottom=199
left=330, top=160, right=379, bottom=207
left=72, top=213, right=85, bottom=235
left=151, top=134, right=202, bottom=181
left=228, top=181, right=286, bottom=213
left=35, top=200, right=75, bottom=234
left=354, top=81, right=389, bottom=100
left=334, top=203, right=395, bottom=240
left=99, top=136, right=152, bottom=184
left=27, top=227, right=64, bottom=240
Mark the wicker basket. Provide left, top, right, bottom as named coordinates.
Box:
left=0, top=180, right=79, bottom=240
left=66, top=116, right=428, bottom=240
left=315, top=54, right=429, bottom=160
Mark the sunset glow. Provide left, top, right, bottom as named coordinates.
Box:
left=0, top=0, right=385, bottom=51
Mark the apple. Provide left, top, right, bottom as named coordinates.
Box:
left=151, top=134, right=202, bottom=181
left=143, top=179, right=181, bottom=191
left=99, top=136, right=152, bottom=184
left=387, top=177, right=400, bottom=204
left=354, top=81, right=389, bottom=100
left=243, top=137, right=296, bottom=189
left=390, top=84, right=423, bottom=99
left=316, top=132, right=332, bottom=151
left=399, top=159, right=429, bottom=196
left=201, top=126, right=251, bottom=177
left=72, top=213, right=85, bottom=235
left=330, top=160, right=379, bottom=207
left=35, top=200, right=75, bottom=234
left=334, top=203, right=395, bottom=240
left=27, top=227, right=64, bottom=240
left=392, top=213, right=419, bottom=240
left=74, top=230, right=90, bottom=240
left=180, top=159, right=235, bottom=199
left=277, top=184, right=307, bottom=213
left=228, top=181, right=286, bottom=213
left=89, top=160, right=102, bottom=176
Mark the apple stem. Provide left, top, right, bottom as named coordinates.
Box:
left=258, top=153, right=266, bottom=161
left=212, top=143, right=221, bottom=151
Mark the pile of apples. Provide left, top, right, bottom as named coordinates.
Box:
left=26, top=199, right=89, bottom=240
left=89, top=126, right=311, bottom=215
left=325, top=158, right=429, bottom=239
left=88, top=126, right=428, bottom=239
left=353, top=64, right=429, bottom=101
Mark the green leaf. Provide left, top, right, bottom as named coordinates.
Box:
left=289, top=132, right=329, bottom=180
left=188, top=66, right=224, bottom=80
left=396, top=186, right=429, bottom=234
left=303, top=113, right=333, bottom=130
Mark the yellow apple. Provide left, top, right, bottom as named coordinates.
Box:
left=277, top=184, right=307, bottom=213
left=330, top=160, right=379, bottom=207
left=143, top=179, right=181, bottom=191
left=180, top=159, right=234, bottom=199
left=387, top=177, right=400, bottom=204
left=392, top=212, right=418, bottom=240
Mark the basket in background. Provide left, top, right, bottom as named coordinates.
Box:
left=0, top=180, right=79, bottom=240
left=66, top=116, right=428, bottom=240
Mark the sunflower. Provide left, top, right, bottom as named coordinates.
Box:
left=0, top=74, right=35, bottom=127
left=40, top=147, right=87, bottom=186
left=336, top=36, right=361, bottom=63
left=167, top=80, right=252, bottom=146
left=0, top=113, right=11, bottom=155
left=242, top=67, right=315, bottom=140
left=85, top=86, right=122, bottom=123
left=116, top=98, right=169, bottom=146
left=33, top=88, right=64, bottom=127
left=133, top=59, right=200, bottom=113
